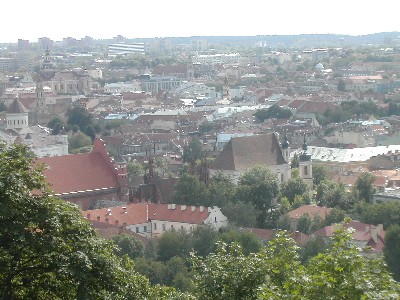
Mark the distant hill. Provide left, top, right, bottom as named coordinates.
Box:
left=130, top=32, right=400, bottom=48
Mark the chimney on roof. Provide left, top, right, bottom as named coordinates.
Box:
left=370, top=226, right=378, bottom=243
left=168, top=204, right=172, bottom=209
left=122, top=206, right=127, bottom=213
left=181, top=205, right=186, bottom=211
left=191, top=206, right=196, bottom=211
left=171, top=204, right=176, bottom=209
left=200, top=206, right=204, bottom=212
left=97, top=216, right=100, bottom=221
left=208, top=207, right=212, bottom=212
left=86, top=213, right=91, bottom=219
left=106, top=208, right=112, bottom=215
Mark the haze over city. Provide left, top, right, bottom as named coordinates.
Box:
left=2, top=0, right=399, bottom=43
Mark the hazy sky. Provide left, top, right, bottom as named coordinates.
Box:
left=2, top=0, right=399, bottom=43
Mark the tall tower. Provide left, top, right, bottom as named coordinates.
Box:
left=35, top=81, right=47, bottom=114
left=299, top=134, right=313, bottom=186
left=187, top=55, right=194, bottom=80
left=40, top=47, right=56, bottom=80
left=223, top=75, right=230, bottom=100
left=281, top=132, right=290, bottom=163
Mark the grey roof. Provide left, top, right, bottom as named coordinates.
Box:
left=7, top=98, right=28, bottom=114
left=210, top=133, right=287, bottom=171
left=296, top=145, right=400, bottom=163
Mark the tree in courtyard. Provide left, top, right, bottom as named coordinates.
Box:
left=236, top=165, right=280, bottom=228
left=182, top=139, right=202, bottom=164
left=66, top=105, right=93, bottom=132
left=68, top=131, right=92, bottom=151
left=312, top=164, right=329, bottom=186
left=353, top=172, right=376, bottom=203
left=281, top=177, right=311, bottom=205
left=127, top=160, right=145, bottom=182
left=47, top=116, right=66, bottom=135
left=317, top=180, right=354, bottom=210
left=207, top=172, right=236, bottom=207
left=172, top=173, right=208, bottom=206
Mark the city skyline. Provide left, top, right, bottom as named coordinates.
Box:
left=2, top=0, right=399, bottom=43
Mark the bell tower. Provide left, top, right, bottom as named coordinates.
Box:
left=281, top=132, right=290, bottom=163
left=299, top=134, right=313, bottom=186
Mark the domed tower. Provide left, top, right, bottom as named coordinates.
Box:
left=6, top=97, right=29, bottom=130
left=40, top=47, right=56, bottom=80
left=299, top=134, right=313, bottom=186
left=281, top=132, right=290, bottom=163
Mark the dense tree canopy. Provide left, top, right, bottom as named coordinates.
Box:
left=236, top=166, right=280, bottom=227
left=192, top=227, right=400, bottom=300
left=182, top=139, right=202, bottom=164
left=353, top=172, right=376, bottom=203
left=253, top=105, right=292, bottom=122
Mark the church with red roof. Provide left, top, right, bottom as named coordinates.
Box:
left=38, top=139, right=128, bottom=209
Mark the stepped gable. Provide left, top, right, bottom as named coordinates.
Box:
left=210, top=133, right=286, bottom=171
left=7, top=98, right=28, bottom=114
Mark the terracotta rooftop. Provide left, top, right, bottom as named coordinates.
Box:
left=88, top=219, right=147, bottom=242
left=38, top=151, right=118, bottom=194
left=312, top=220, right=385, bottom=252
left=287, top=205, right=332, bottom=221
left=83, top=203, right=212, bottom=225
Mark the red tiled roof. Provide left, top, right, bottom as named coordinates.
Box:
left=88, top=220, right=147, bottom=242
left=83, top=203, right=211, bottom=225
left=287, top=99, right=306, bottom=109
left=287, top=205, right=332, bottom=220
left=38, top=152, right=118, bottom=194
left=84, top=203, right=149, bottom=225
left=298, top=101, right=335, bottom=114
left=148, top=204, right=210, bottom=224
left=312, top=220, right=385, bottom=252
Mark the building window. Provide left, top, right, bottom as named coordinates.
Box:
left=162, top=224, right=166, bottom=231
left=304, top=166, right=308, bottom=176
left=136, top=227, right=139, bottom=233
left=171, top=224, right=174, bottom=230
left=154, top=223, right=157, bottom=230
left=215, top=217, right=217, bottom=223
left=144, top=226, right=147, bottom=232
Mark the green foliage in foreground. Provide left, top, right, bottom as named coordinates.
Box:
left=0, top=143, right=187, bottom=299
left=192, top=228, right=400, bottom=300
